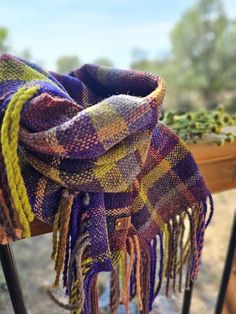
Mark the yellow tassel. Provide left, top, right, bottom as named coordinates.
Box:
left=1, top=86, right=39, bottom=237
left=163, top=224, right=169, bottom=280
left=70, top=279, right=80, bottom=314
left=51, top=211, right=60, bottom=260
left=120, top=251, right=126, bottom=292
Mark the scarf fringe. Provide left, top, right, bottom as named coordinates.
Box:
left=48, top=190, right=91, bottom=313
left=107, top=195, right=213, bottom=314
left=48, top=193, right=213, bottom=314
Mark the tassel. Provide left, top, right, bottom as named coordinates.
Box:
left=47, top=285, right=85, bottom=311
left=178, top=214, right=185, bottom=292
left=48, top=233, right=90, bottom=312
left=1, top=86, right=39, bottom=237
left=120, top=251, right=126, bottom=301
left=63, top=193, right=83, bottom=290
left=62, top=232, right=71, bottom=289
left=186, top=208, right=197, bottom=281
left=51, top=211, right=60, bottom=261
left=140, top=247, right=150, bottom=314
left=90, top=274, right=99, bottom=314
left=163, top=224, right=169, bottom=281
left=148, top=237, right=157, bottom=310
left=110, top=267, right=120, bottom=314
left=165, top=222, right=173, bottom=297
left=0, top=187, right=19, bottom=241
left=132, top=235, right=143, bottom=312
left=172, top=218, right=179, bottom=292
left=194, top=205, right=206, bottom=278
left=154, top=232, right=164, bottom=298
left=53, top=190, right=75, bottom=287
left=67, top=233, right=90, bottom=297
left=129, top=256, right=136, bottom=300
left=123, top=237, right=135, bottom=314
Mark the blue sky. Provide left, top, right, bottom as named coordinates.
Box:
left=0, top=0, right=235, bottom=70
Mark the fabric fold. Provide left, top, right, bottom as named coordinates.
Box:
left=0, top=53, right=213, bottom=313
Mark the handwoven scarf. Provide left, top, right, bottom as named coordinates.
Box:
left=0, top=54, right=213, bottom=313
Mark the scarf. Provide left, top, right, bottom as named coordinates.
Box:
left=0, top=53, right=213, bottom=314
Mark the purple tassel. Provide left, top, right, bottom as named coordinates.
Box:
left=70, top=193, right=83, bottom=249
left=83, top=269, right=96, bottom=314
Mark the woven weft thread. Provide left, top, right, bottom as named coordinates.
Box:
left=0, top=54, right=214, bottom=314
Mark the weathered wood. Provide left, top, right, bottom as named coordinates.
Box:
left=29, top=141, right=236, bottom=237
left=30, top=218, right=52, bottom=237
left=189, top=142, right=236, bottom=193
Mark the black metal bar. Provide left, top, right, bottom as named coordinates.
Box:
left=181, top=280, right=193, bottom=314
left=0, top=243, right=28, bottom=314
left=215, top=213, right=236, bottom=314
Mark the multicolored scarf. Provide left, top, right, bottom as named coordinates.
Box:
left=0, top=54, right=213, bottom=313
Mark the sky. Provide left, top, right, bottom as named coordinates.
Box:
left=0, top=0, right=235, bottom=71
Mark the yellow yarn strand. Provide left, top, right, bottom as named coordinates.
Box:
left=51, top=211, right=60, bottom=260
left=120, top=251, right=126, bottom=292
left=163, top=224, right=169, bottom=280
left=1, top=86, right=38, bottom=237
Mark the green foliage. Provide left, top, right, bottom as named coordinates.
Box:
left=0, top=27, right=9, bottom=53
left=93, top=57, right=113, bottom=67
left=171, top=0, right=236, bottom=102
left=131, top=0, right=236, bottom=111
left=162, top=105, right=236, bottom=145
left=56, top=55, right=80, bottom=73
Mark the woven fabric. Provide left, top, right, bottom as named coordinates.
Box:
left=0, top=54, right=213, bottom=313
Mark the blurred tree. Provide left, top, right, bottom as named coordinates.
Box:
left=170, top=0, right=236, bottom=107
left=0, top=27, right=9, bottom=52
left=20, top=49, right=32, bottom=60
left=56, top=55, right=80, bottom=73
left=130, top=0, right=236, bottom=111
left=93, top=57, right=113, bottom=67
left=131, top=48, right=149, bottom=63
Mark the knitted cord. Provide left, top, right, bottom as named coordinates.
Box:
left=1, top=86, right=38, bottom=237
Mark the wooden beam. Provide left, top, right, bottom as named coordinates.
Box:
left=189, top=142, right=236, bottom=193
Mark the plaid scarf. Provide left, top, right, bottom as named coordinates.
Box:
left=0, top=54, right=213, bottom=313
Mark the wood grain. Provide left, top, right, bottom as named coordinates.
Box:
left=189, top=141, right=236, bottom=193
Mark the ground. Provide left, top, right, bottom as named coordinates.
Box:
left=0, top=190, right=235, bottom=314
